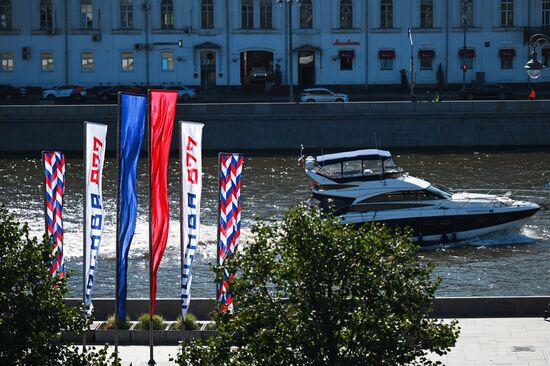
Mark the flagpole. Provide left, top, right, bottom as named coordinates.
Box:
left=115, top=93, right=121, bottom=356
left=82, top=123, right=88, bottom=353
left=178, top=122, right=185, bottom=345
left=147, top=90, right=155, bottom=366
left=216, top=153, right=222, bottom=306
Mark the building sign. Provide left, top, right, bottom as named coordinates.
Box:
left=333, top=39, right=360, bottom=46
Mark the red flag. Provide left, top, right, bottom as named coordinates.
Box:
left=149, top=90, right=177, bottom=314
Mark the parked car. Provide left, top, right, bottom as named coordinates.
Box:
left=42, top=85, right=88, bottom=101
left=96, top=85, right=142, bottom=101
left=0, top=84, right=24, bottom=100
left=167, top=86, right=197, bottom=102
left=300, top=88, right=349, bottom=103
left=458, top=84, right=512, bottom=100
left=249, top=67, right=268, bottom=83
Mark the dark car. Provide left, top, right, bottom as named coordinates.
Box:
left=459, top=84, right=512, bottom=100
left=96, top=85, right=142, bottom=101
left=0, top=84, right=23, bottom=100
left=249, top=67, right=268, bottom=83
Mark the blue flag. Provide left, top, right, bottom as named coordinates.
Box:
left=117, top=94, right=146, bottom=320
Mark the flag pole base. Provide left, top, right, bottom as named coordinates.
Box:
left=148, top=359, right=156, bottom=365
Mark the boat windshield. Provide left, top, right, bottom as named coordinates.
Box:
left=427, top=184, right=453, bottom=199
left=317, top=157, right=404, bottom=180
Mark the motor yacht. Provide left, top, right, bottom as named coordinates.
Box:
left=304, top=149, right=540, bottom=244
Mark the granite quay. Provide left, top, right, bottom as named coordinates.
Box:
left=2, top=100, right=550, bottom=153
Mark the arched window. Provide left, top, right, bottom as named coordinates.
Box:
left=201, top=0, right=214, bottom=29
left=161, top=0, right=173, bottom=29
left=260, top=0, right=272, bottom=29
left=120, top=0, right=133, bottom=29
left=80, top=0, right=93, bottom=29
left=300, top=0, right=313, bottom=29
left=242, top=0, right=253, bottom=29
left=380, top=0, right=392, bottom=28
left=420, top=0, right=433, bottom=28
left=0, top=0, right=12, bottom=31
left=340, top=0, right=352, bottom=29
left=40, top=0, right=53, bottom=30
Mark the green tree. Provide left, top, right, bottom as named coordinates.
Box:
left=174, top=206, right=459, bottom=365
left=0, top=207, right=119, bottom=365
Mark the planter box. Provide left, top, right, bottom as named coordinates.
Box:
left=164, top=329, right=217, bottom=344
left=61, top=321, right=101, bottom=343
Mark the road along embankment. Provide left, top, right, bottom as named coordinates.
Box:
left=2, top=100, right=550, bottom=153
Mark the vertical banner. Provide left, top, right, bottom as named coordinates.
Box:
left=117, top=94, right=146, bottom=320
left=149, top=90, right=177, bottom=315
left=217, top=153, right=243, bottom=314
left=84, top=122, right=107, bottom=312
left=180, top=122, right=204, bottom=318
left=42, top=151, right=66, bottom=278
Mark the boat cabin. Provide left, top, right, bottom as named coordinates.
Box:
left=312, top=149, right=402, bottom=182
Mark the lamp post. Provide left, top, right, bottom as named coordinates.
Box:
left=524, top=33, right=550, bottom=79
left=408, top=27, right=415, bottom=101
left=461, top=0, right=468, bottom=90
left=277, top=0, right=302, bottom=102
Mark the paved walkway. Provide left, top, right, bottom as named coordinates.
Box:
left=101, top=318, right=550, bottom=365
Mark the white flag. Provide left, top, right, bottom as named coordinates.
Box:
left=84, top=122, right=107, bottom=313
left=180, top=121, right=204, bottom=319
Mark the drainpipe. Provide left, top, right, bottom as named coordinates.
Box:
left=226, top=0, right=230, bottom=91
left=144, top=1, right=150, bottom=85
left=445, top=0, right=449, bottom=88
left=365, top=0, right=368, bottom=88
left=64, top=0, right=69, bottom=84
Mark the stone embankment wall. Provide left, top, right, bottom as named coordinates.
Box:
left=1, top=101, right=550, bottom=153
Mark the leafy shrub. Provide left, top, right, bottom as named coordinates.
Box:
left=134, top=313, right=166, bottom=330
left=100, top=314, right=131, bottom=330
left=174, top=313, right=199, bottom=330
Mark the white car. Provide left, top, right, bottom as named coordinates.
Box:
left=168, top=86, right=197, bottom=102
left=300, top=88, right=349, bottom=103
left=42, top=85, right=88, bottom=101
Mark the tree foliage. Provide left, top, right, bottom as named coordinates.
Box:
left=175, top=206, right=459, bottom=365
left=0, top=207, right=119, bottom=365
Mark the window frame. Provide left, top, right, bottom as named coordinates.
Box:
left=0, top=0, right=13, bottom=31
left=340, top=55, right=353, bottom=71
left=80, top=51, right=94, bottom=72
left=40, top=51, right=54, bottom=72
left=121, top=51, right=135, bottom=71
left=380, top=0, right=393, bottom=28
left=161, top=50, right=174, bottom=71
left=380, top=58, right=393, bottom=70
left=161, top=0, right=174, bottom=29
left=201, top=0, right=214, bottom=29
left=461, top=0, right=473, bottom=27
left=500, top=0, right=513, bottom=27
left=543, top=0, right=550, bottom=26
left=339, top=0, right=353, bottom=29
left=420, top=0, right=433, bottom=28
left=241, top=0, right=254, bottom=29
left=80, top=0, right=93, bottom=29
left=40, top=0, right=53, bottom=30
left=1, top=51, right=13, bottom=71
left=260, top=0, right=272, bottom=29
left=420, top=57, right=433, bottom=70
left=500, top=56, right=513, bottom=69
left=120, top=0, right=133, bottom=29
left=299, top=0, right=313, bottom=29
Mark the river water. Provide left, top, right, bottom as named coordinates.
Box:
left=1, top=151, right=549, bottom=299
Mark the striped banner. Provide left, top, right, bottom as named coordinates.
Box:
left=217, top=153, right=243, bottom=313
left=42, top=151, right=66, bottom=278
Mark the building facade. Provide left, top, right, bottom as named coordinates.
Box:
left=1, top=0, right=550, bottom=89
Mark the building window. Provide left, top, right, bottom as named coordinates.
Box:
left=40, top=52, right=54, bottom=72
left=121, top=51, right=134, bottom=71
left=161, top=0, right=173, bottom=29
left=120, top=0, right=133, bottom=29
left=300, top=0, right=313, bottom=29
left=260, top=0, right=272, bottom=29
left=500, top=0, right=513, bottom=26
left=420, top=0, right=433, bottom=28
left=0, top=0, right=12, bottom=31
left=40, top=0, right=53, bottom=30
left=161, top=51, right=174, bottom=71
left=543, top=0, right=550, bottom=26
left=499, top=49, right=514, bottom=69
left=379, top=50, right=395, bottom=70
left=340, top=0, right=353, bottom=29
left=201, top=0, right=214, bottom=29
left=1, top=51, right=13, bottom=71
left=459, top=49, right=474, bottom=70
left=419, top=49, right=434, bottom=70
left=241, top=0, right=253, bottom=29
left=380, top=0, right=392, bottom=28
left=80, top=0, right=93, bottom=29
left=81, top=51, right=94, bottom=72
left=339, top=50, right=354, bottom=70
left=543, top=49, right=550, bottom=67
left=461, top=0, right=473, bottom=27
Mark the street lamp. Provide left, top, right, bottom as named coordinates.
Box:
left=276, top=0, right=303, bottom=102
left=461, top=0, right=468, bottom=90
left=524, top=33, right=550, bottom=79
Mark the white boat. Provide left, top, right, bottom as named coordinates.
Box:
left=304, top=149, right=540, bottom=244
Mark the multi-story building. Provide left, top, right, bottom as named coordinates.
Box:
left=1, top=0, right=549, bottom=89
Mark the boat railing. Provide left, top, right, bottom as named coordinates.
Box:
left=452, top=188, right=550, bottom=209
